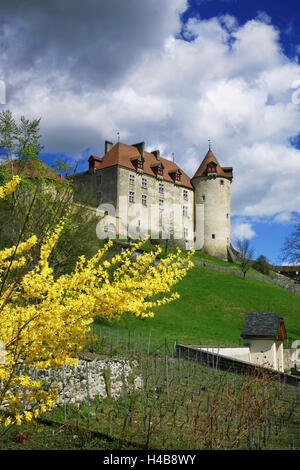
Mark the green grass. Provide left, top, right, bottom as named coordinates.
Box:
left=94, top=264, right=300, bottom=347
left=191, top=251, right=268, bottom=276
left=135, top=240, right=267, bottom=276
left=0, top=421, right=130, bottom=450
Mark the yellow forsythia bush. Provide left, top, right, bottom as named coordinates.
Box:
left=0, top=176, right=194, bottom=427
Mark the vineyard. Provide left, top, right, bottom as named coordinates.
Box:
left=29, top=327, right=300, bottom=451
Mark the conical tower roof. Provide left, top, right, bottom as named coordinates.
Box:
left=191, top=149, right=233, bottom=180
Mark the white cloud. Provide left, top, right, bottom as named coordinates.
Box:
left=0, top=3, right=300, bottom=222
left=256, top=11, right=272, bottom=25
left=232, top=222, right=257, bottom=241
left=273, top=212, right=294, bottom=224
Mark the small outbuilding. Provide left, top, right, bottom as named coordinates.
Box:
left=241, top=312, right=286, bottom=372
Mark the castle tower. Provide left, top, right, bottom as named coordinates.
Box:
left=191, top=147, right=233, bottom=260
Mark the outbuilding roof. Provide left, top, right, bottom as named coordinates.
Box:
left=4, top=157, right=70, bottom=183
left=241, top=312, right=286, bottom=340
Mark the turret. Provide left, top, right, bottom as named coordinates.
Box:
left=192, top=147, right=233, bottom=260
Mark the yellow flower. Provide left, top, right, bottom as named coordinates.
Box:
left=4, top=417, right=12, bottom=427
left=15, top=414, right=22, bottom=425
left=0, top=179, right=194, bottom=424
left=23, top=411, right=33, bottom=422
left=0, top=176, right=21, bottom=199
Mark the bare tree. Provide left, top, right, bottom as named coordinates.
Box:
left=236, top=239, right=255, bottom=279
left=281, top=221, right=300, bottom=264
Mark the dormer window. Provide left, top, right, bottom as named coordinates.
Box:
left=169, top=169, right=182, bottom=184
left=207, top=162, right=217, bottom=175
left=131, top=155, right=144, bottom=173
left=151, top=162, right=164, bottom=179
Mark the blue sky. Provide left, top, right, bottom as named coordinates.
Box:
left=181, top=0, right=300, bottom=60
left=0, top=0, right=300, bottom=264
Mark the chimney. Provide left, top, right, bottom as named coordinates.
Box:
left=105, top=140, right=113, bottom=154
left=132, top=141, right=145, bottom=159
left=88, top=156, right=95, bottom=173
left=151, top=150, right=160, bottom=161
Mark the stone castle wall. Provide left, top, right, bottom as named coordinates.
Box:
left=193, top=176, right=231, bottom=260
left=116, top=166, right=195, bottom=246
left=74, top=164, right=232, bottom=257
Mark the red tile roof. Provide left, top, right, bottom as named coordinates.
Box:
left=4, top=158, right=70, bottom=183
left=191, top=150, right=233, bottom=180
left=89, top=142, right=194, bottom=189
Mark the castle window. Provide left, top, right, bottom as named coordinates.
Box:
left=184, top=228, right=188, bottom=239
left=159, top=199, right=164, bottom=211
left=96, top=191, right=102, bottom=201
left=207, top=162, right=217, bottom=175
left=157, top=166, right=163, bottom=176
left=212, top=234, right=215, bottom=239
left=175, top=172, right=181, bottom=182
left=142, top=177, right=147, bottom=189
left=183, top=190, right=188, bottom=201
left=220, top=180, right=224, bottom=185
left=129, top=191, right=135, bottom=203
left=129, top=174, right=135, bottom=185
left=159, top=183, right=164, bottom=194
left=96, top=175, right=101, bottom=185
left=137, top=159, right=144, bottom=170
left=142, top=194, right=147, bottom=207
left=202, top=195, right=206, bottom=201
left=183, top=206, right=188, bottom=217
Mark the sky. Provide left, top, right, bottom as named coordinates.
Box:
left=0, top=0, right=300, bottom=264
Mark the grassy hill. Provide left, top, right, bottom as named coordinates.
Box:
left=94, top=258, right=300, bottom=348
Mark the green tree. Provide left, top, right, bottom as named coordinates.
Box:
left=0, top=110, right=19, bottom=176
left=51, top=157, right=78, bottom=176
left=16, top=115, right=44, bottom=159
left=252, top=255, right=271, bottom=275
left=0, top=110, right=105, bottom=277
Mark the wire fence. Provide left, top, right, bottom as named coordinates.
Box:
left=86, top=324, right=178, bottom=358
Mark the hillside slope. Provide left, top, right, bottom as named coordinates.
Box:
left=94, top=264, right=300, bottom=347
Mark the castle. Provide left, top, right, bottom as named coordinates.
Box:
left=74, top=140, right=233, bottom=260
